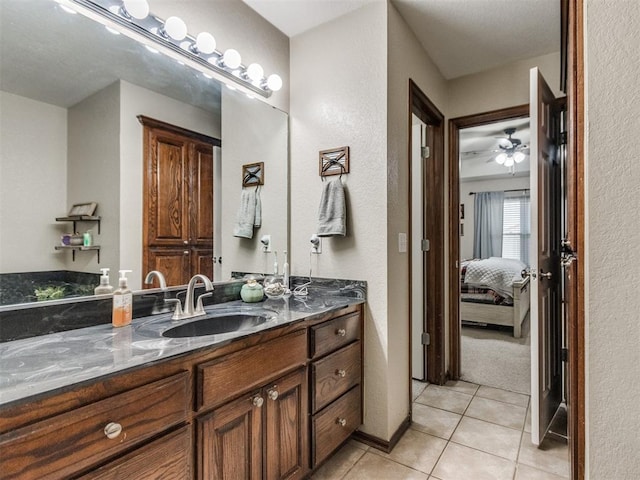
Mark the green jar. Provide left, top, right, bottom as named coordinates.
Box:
left=240, top=279, right=264, bottom=303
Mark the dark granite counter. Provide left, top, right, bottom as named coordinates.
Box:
left=0, top=288, right=365, bottom=407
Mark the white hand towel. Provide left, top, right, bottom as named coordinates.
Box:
left=317, top=179, right=346, bottom=237
left=233, top=188, right=256, bottom=238
left=254, top=188, right=262, bottom=228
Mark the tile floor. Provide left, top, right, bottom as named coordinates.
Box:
left=311, top=380, right=569, bottom=480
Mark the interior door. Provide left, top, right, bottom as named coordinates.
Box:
left=529, top=67, right=563, bottom=445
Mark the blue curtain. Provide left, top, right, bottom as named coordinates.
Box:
left=473, top=191, right=504, bottom=259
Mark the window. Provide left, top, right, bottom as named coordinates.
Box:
left=502, top=193, right=530, bottom=264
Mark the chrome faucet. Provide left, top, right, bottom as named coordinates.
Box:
left=171, top=274, right=214, bottom=321
left=144, top=270, right=172, bottom=314
left=144, top=270, right=167, bottom=289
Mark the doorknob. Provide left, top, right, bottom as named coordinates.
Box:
left=539, top=271, right=552, bottom=279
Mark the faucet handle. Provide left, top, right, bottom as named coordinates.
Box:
left=195, top=292, right=213, bottom=315
left=166, top=298, right=185, bottom=321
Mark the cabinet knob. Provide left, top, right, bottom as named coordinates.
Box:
left=183, top=250, right=189, bottom=255
left=267, top=388, right=279, bottom=401
left=336, top=328, right=346, bottom=337
left=104, top=422, right=123, bottom=439
left=252, top=395, right=264, bottom=408
left=183, top=240, right=188, bottom=245
left=336, top=418, right=347, bottom=427
left=335, top=369, right=346, bottom=378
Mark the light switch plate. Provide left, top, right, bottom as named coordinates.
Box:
left=398, top=232, right=407, bottom=253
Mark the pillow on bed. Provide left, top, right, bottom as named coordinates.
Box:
left=463, top=257, right=526, bottom=299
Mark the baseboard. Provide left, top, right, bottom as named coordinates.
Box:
left=352, top=415, right=411, bottom=453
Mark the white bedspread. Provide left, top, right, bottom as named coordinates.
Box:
left=464, top=257, right=527, bottom=299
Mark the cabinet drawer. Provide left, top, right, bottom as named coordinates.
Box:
left=0, top=372, right=189, bottom=480
left=311, top=342, right=361, bottom=413
left=311, top=386, right=361, bottom=467
left=197, top=330, right=307, bottom=411
left=309, top=312, right=361, bottom=359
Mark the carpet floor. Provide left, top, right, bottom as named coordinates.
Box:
left=460, top=314, right=531, bottom=394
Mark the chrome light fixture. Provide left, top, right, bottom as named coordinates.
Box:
left=57, top=0, right=282, bottom=98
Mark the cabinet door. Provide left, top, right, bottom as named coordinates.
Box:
left=198, top=391, right=263, bottom=480
left=190, top=141, right=214, bottom=247
left=191, top=247, right=214, bottom=281
left=264, top=368, right=309, bottom=480
left=145, top=247, right=191, bottom=287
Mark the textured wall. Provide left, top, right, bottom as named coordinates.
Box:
left=585, top=1, right=640, bottom=477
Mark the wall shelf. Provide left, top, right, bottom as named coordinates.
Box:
left=54, top=245, right=101, bottom=263
left=55, top=216, right=101, bottom=234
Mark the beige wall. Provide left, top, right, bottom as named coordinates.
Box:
left=585, top=1, right=640, bottom=477
left=148, top=0, right=290, bottom=113
left=290, top=3, right=390, bottom=439
left=0, top=92, right=67, bottom=273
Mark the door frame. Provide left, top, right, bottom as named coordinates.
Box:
left=447, top=103, right=530, bottom=380
left=408, top=79, right=446, bottom=387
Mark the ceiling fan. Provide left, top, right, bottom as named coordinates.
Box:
left=494, top=127, right=528, bottom=167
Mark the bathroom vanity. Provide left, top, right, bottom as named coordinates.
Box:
left=0, top=298, right=364, bottom=480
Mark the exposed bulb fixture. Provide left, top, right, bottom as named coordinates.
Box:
left=514, top=151, right=526, bottom=163
left=161, top=16, right=187, bottom=40
left=194, top=32, right=216, bottom=54
left=246, top=63, right=264, bottom=82
left=122, top=0, right=149, bottom=20
left=495, top=153, right=507, bottom=165
left=222, top=49, right=242, bottom=69
left=266, top=74, right=283, bottom=91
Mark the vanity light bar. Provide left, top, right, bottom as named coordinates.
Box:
left=59, top=0, right=281, bottom=98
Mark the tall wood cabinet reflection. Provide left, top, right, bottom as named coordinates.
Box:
left=140, top=116, right=220, bottom=287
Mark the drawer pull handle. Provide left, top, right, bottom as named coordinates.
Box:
left=104, top=422, right=123, bottom=439
left=252, top=395, right=264, bottom=408
left=335, top=369, right=346, bottom=378
left=336, top=328, right=346, bottom=337
left=267, top=388, right=279, bottom=401
left=336, top=418, right=347, bottom=427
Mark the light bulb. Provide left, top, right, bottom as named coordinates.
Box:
left=164, top=16, right=187, bottom=40
left=246, top=63, right=264, bottom=82
left=495, top=153, right=507, bottom=165
left=504, top=156, right=515, bottom=167
left=222, top=49, right=242, bottom=69
left=195, top=32, right=216, bottom=54
left=266, top=74, right=282, bottom=91
left=514, top=152, right=525, bottom=163
left=122, top=0, right=149, bottom=19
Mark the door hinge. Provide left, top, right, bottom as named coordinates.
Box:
left=561, top=348, right=569, bottom=362
left=421, top=332, right=431, bottom=346
left=421, top=239, right=430, bottom=252
left=559, top=131, right=567, bottom=145
left=421, top=146, right=430, bottom=159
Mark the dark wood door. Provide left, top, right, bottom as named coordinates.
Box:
left=191, top=141, right=215, bottom=248
left=264, top=368, right=308, bottom=480
left=197, top=391, right=263, bottom=480
left=146, top=247, right=191, bottom=287
left=530, top=67, right=563, bottom=445
left=191, top=247, right=214, bottom=281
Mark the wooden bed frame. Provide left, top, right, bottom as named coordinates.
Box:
left=460, top=276, right=530, bottom=338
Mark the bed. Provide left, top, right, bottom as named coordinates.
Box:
left=460, top=257, right=530, bottom=338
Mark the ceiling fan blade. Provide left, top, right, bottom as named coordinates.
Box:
left=496, top=137, right=513, bottom=148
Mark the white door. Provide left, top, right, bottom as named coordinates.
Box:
left=529, top=67, right=563, bottom=446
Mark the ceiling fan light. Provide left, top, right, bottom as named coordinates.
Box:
left=504, top=156, right=515, bottom=167
left=495, top=153, right=507, bottom=165
left=514, top=152, right=526, bottom=163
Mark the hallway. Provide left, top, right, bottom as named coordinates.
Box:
left=312, top=381, right=569, bottom=479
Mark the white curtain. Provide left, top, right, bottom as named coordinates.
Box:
left=473, top=191, right=504, bottom=259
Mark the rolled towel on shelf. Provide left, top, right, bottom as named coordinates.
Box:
left=233, top=188, right=258, bottom=238
left=317, top=179, right=346, bottom=237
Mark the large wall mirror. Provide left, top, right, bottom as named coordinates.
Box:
left=0, top=0, right=288, bottom=307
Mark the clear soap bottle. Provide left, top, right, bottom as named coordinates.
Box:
left=112, top=270, right=133, bottom=327
left=94, top=268, right=114, bottom=295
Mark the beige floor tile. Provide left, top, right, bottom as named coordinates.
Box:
left=476, top=385, right=530, bottom=407
left=376, top=428, right=447, bottom=474
left=450, top=416, right=522, bottom=460
left=465, top=395, right=527, bottom=430
left=412, top=402, right=462, bottom=440
left=342, top=452, right=428, bottom=480
left=413, top=380, right=428, bottom=401
left=524, top=405, right=532, bottom=433
left=348, top=439, right=370, bottom=451
left=415, top=385, right=473, bottom=414
left=311, top=442, right=367, bottom=480
left=515, top=463, right=569, bottom=480
left=518, top=433, right=570, bottom=478
left=432, top=442, right=515, bottom=480
left=442, top=380, right=479, bottom=396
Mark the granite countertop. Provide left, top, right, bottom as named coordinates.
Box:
left=0, top=294, right=364, bottom=407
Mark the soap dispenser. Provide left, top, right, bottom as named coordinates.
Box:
left=112, top=270, right=133, bottom=327
left=95, top=268, right=114, bottom=295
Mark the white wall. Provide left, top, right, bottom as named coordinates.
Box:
left=460, top=176, right=530, bottom=260
left=148, top=0, right=290, bottom=113
left=0, top=92, right=67, bottom=273
left=119, top=80, right=220, bottom=289
left=67, top=82, right=121, bottom=274
left=290, top=3, right=390, bottom=439
left=585, top=2, right=640, bottom=477
left=221, top=88, right=289, bottom=279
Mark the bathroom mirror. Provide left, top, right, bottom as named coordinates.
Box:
left=0, top=0, right=288, bottom=307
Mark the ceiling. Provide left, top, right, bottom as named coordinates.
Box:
left=242, top=0, right=560, bottom=79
